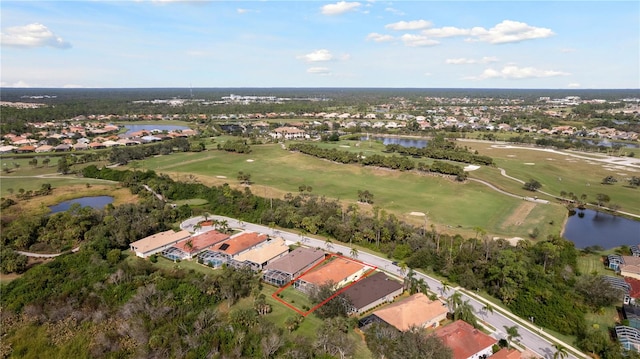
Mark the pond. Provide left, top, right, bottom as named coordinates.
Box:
left=49, top=196, right=114, bottom=214
left=360, top=136, right=429, bottom=148
left=123, top=124, right=190, bottom=135
left=562, top=209, right=640, bottom=249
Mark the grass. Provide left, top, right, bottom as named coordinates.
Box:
left=461, top=141, right=640, bottom=214
left=131, top=141, right=569, bottom=239
left=173, top=198, right=208, bottom=206
left=276, top=285, right=314, bottom=313
left=576, top=254, right=614, bottom=276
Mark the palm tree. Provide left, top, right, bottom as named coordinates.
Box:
left=193, top=223, right=202, bottom=233
left=447, top=292, right=463, bottom=313
left=553, top=344, right=568, bottom=359
left=398, top=261, right=408, bottom=276
left=440, top=280, right=450, bottom=296
left=481, top=302, right=494, bottom=320
left=503, top=325, right=521, bottom=349
left=350, top=247, right=359, bottom=259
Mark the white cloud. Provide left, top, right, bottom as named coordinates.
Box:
left=385, top=7, right=405, bottom=16
left=468, top=20, right=554, bottom=44
left=1, top=23, right=71, bottom=49
left=560, top=47, right=576, bottom=53
left=422, top=26, right=471, bottom=38
left=321, top=1, right=361, bottom=15
left=63, top=84, right=85, bottom=88
left=400, top=34, right=439, bottom=47
left=366, top=32, right=394, bottom=42
left=424, top=72, right=432, bottom=76
left=385, top=20, right=432, bottom=31
left=467, top=65, right=570, bottom=80
left=0, top=80, right=33, bottom=87
left=567, top=83, right=581, bottom=88
left=297, top=49, right=333, bottom=62
left=422, top=20, right=553, bottom=44
left=237, top=8, right=249, bottom=14
left=446, top=56, right=498, bottom=64
left=307, top=67, right=331, bottom=75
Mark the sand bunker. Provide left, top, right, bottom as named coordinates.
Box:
left=246, top=159, right=254, bottom=162
left=216, top=175, right=227, bottom=179
left=464, top=165, right=481, bottom=172
left=409, top=211, right=426, bottom=216
left=524, top=163, right=535, bottom=165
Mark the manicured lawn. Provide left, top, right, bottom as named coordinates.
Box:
left=577, top=254, right=613, bottom=276
left=132, top=143, right=567, bottom=239
left=173, top=198, right=208, bottom=206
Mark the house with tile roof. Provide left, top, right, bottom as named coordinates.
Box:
left=263, top=247, right=326, bottom=286
left=129, top=229, right=191, bottom=258
left=620, top=256, right=640, bottom=280
left=364, top=293, right=447, bottom=331
left=233, top=237, right=289, bottom=271
left=341, top=271, right=403, bottom=315
left=162, top=230, right=230, bottom=260
left=434, top=320, right=496, bottom=359
left=294, top=257, right=368, bottom=293
left=491, top=348, right=521, bottom=359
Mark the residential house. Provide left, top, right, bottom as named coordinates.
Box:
left=263, top=247, right=326, bottom=287
left=294, top=257, right=368, bottom=293
left=129, top=229, right=191, bottom=258
left=491, top=348, right=521, bottom=359
left=603, top=275, right=632, bottom=304
left=341, top=271, right=403, bottom=315
left=624, top=305, right=640, bottom=330
left=233, top=237, right=289, bottom=271
left=199, top=232, right=270, bottom=268
left=434, top=320, right=497, bottom=359
left=35, top=145, right=54, bottom=153
left=162, top=230, right=229, bottom=260
left=620, top=256, right=640, bottom=280
left=362, top=293, right=447, bottom=331
left=270, top=126, right=308, bottom=140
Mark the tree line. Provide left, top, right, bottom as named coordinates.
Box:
left=288, top=143, right=468, bottom=180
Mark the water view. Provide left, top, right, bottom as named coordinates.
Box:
left=361, top=136, right=429, bottom=148
left=562, top=209, right=640, bottom=249
left=123, top=124, right=190, bottom=135
left=49, top=196, right=114, bottom=214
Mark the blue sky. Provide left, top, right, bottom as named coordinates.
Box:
left=1, top=1, right=638, bottom=88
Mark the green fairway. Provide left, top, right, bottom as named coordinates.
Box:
left=129, top=142, right=570, bottom=239
left=461, top=141, right=640, bottom=214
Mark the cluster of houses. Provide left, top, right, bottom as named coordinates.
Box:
left=0, top=122, right=198, bottom=154
left=130, top=223, right=525, bottom=359
left=605, top=248, right=640, bottom=352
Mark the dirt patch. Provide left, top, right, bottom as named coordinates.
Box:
left=501, top=201, right=536, bottom=229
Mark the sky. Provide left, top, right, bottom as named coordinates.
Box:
left=1, top=1, right=638, bottom=89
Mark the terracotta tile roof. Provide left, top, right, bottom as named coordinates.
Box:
left=435, top=320, right=497, bottom=359
left=492, top=348, right=521, bottom=359
left=173, top=230, right=229, bottom=254
left=300, top=258, right=366, bottom=286
left=212, top=231, right=268, bottom=256
left=625, top=277, right=640, bottom=298
left=372, top=293, right=448, bottom=331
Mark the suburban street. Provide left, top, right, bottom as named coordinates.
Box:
left=181, top=215, right=588, bottom=359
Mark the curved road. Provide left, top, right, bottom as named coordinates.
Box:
left=182, top=215, right=588, bottom=359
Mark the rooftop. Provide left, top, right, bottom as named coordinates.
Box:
left=130, top=229, right=191, bottom=254
left=212, top=231, right=268, bottom=256
left=300, top=258, right=366, bottom=286
left=372, top=293, right=448, bottom=331
left=173, top=230, right=229, bottom=254
left=491, top=348, right=521, bottom=359
left=264, top=247, right=326, bottom=275
left=234, top=237, right=289, bottom=265
left=434, top=320, right=497, bottom=359
left=342, top=271, right=403, bottom=310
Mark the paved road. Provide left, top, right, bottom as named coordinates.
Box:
left=17, top=246, right=80, bottom=258
left=181, top=215, right=588, bottom=359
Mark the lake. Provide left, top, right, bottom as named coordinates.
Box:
left=123, top=124, right=190, bottom=135
left=49, top=196, right=114, bottom=214
left=562, top=209, right=640, bottom=249
left=361, top=136, right=429, bottom=148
